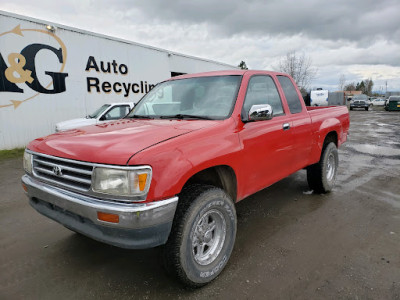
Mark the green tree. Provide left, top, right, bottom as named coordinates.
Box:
left=238, top=61, right=248, bottom=70
left=364, top=78, right=374, bottom=95
left=355, top=79, right=373, bottom=95
left=356, top=81, right=365, bottom=92
left=344, top=82, right=356, bottom=91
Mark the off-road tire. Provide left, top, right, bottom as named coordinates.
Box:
left=307, top=142, right=338, bottom=193
left=163, top=184, right=237, bottom=287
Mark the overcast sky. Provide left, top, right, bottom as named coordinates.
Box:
left=2, top=0, right=400, bottom=92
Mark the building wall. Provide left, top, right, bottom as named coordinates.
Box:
left=0, top=11, right=237, bottom=149
left=328, top=92, right=345, bottom=105
left=343, top=90, right=362, bottom=97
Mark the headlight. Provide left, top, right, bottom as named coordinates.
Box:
left=23, top=151, right=33, bottom=174
left=92, top=167, right=151, bottom=197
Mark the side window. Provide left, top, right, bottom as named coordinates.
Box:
left=277, top=76, right=303, bottom=114
left=103, top=105, right=130, bottom=120
left=242, top=76, right=284, bottom=118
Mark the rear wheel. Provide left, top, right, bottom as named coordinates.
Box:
left=163, top=184, right=237, bottom=287
left=307, top=142, right=338, bottom=193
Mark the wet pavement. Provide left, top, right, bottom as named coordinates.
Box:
left=1, top=109, right=400, bottom=299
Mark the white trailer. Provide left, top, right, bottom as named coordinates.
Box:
left=310, top=89, right=329, bottom=106
left=0, top=11, right=237, bottom=149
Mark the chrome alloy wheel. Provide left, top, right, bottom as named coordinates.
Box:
left=326, top=152, right=336, bottom=183
left=192, top=209, right=226, bottom=266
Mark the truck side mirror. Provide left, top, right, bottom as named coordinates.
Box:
left=248, top=104, right=273, bottom=121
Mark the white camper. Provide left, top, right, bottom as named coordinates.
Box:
left=310, top=89, right=329, bottom=106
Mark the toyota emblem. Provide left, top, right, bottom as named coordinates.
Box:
left=52, top=165, right=63, bottom=177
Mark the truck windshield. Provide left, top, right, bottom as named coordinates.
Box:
left=88, top=104, right=111, bottom=119
left=352, top=95, right=368, bottom=101
left=128, top=75, right=242, bottom=120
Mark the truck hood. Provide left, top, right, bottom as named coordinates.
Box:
left=56, top=118, right=97, bottom=131
left=28, top=119, right=218, bottom=165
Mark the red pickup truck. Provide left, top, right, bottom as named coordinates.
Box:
left=22, top=70, right=349, bottom=286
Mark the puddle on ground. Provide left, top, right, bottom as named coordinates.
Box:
left=376, top=123, right=396, bottom=127
left=348, top=144, right=400, bottom=157
left=375, top=128, right=394, bottom=133
left=386, top=140, right=400, bottom=146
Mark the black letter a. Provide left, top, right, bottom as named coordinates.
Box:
left=85, top=56, right=99, bottom=72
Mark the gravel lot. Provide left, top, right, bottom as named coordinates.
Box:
left=1, top=109, right=399, bottom=299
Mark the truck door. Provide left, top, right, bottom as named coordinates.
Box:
left=238, top=75, right=295, bottom=196
left=277, top=76, right=313, bottom=171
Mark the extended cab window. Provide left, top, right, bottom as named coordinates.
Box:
left=277, top=76, right=303, bottom=114
left=242, top=76, right=284, bottom=118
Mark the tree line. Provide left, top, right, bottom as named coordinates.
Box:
left=343, top=79, right=374, bottom=96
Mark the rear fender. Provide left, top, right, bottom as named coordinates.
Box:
left=310, top=118, right=341, bottom=163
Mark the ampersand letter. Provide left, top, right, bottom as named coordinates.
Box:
left=5, top=53, right=34, bottom=84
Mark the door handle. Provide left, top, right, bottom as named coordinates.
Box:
left=283, top=123, right=290, bottom=130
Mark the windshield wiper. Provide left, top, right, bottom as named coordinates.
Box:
left=128, top=115, right=155, bottom=119
left=159, top=114, right=213, bottom=120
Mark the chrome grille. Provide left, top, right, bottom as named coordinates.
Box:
left=32, top=153, right=93, bottom=192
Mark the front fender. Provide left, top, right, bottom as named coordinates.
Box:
left=129, top=119, right=242, bottom=202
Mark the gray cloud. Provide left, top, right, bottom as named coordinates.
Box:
left=103, top=0, right=400, bottom=43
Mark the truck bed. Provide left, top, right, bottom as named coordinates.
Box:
left=306, top=105, right=350, bottom=161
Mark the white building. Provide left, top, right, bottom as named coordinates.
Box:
left=0, top=11, right=237, bottom=149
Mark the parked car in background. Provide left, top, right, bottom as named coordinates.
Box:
left=55, top=102, right=134, bottom=132
left=350, top=100, right=369, bottom=111
left=350, top=94, right=371, bottom=111
left=371, top=98, right=385, bottom=106
left=385, top=96, right=400, bottom=111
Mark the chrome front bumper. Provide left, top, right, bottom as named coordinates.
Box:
left=22, top=175, right=178, bottom=249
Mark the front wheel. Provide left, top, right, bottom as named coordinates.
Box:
left=307, top=142, right=339, bottom=193
left=163, top=185, right=237, bottom=287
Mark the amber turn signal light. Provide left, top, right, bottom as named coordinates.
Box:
left=22, top=183, right=28, bottom=192
left=97, top=212, right=119, bottom=223
left=138, top=173, right=148, bottom=191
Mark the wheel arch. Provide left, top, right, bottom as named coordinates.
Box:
left=318, top=130, right=338, bottom=160
left=182, top=165, right=238, bottom=202
left=310, top=129, right=339, bottom=164
left=323, top=131, right=338, bottom=147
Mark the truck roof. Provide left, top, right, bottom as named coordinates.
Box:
left=168, top=70, right=290, bottom=81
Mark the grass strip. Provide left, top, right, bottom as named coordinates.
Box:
left=0, top=148, right=25, bottom=161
